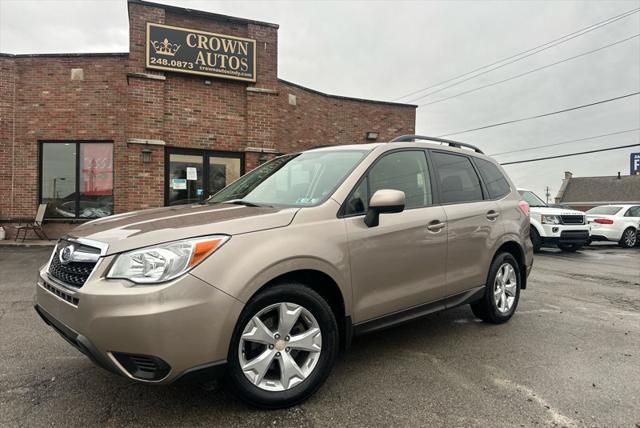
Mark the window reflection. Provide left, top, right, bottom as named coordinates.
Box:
left=40, top=142, right=113, bottom=219
left=80, top=143, right=114, bottom=218
left=41, top=143, right=77, bottom=218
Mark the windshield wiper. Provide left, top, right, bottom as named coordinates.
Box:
left=225, top=199, right=271, bottom=208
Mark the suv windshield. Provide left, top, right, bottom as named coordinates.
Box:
left=518, top=190, right=547, bottom=207
left=586, top=206, right=622, bottom=215
left=209, top=149, right=369, bottom=207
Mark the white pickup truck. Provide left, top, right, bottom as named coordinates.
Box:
left=518, top=189, right=590, bottom=252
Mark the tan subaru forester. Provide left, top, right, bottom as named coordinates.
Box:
left=35, top=135, right=533, bottom=408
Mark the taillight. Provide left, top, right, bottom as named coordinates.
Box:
left=519, top=200, right=530, bottom=216
left=594, top=218, right=614, bottom=225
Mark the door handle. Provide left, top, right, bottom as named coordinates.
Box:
left=486, top=210, right=500, bottom=221
left=427, top=221, right=446, bottom=232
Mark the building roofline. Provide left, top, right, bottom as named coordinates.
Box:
left=279, top=79, right=418, bottom=108
left=128, top=0, right=279, bottom=29
left=0, top=52, right=128, bottom=58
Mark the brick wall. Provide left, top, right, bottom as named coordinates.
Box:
left=0, top=0, right=415, bottom=240
left=0, top=54, right=128, bottom=221
left=276, top=80, right=416, bottom=153
left=0, top=56, right=16, bottom=221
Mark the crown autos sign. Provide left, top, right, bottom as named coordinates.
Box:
left=146, top=23, right=256, bottom=82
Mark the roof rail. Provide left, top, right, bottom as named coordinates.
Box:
left=390, top=134, right=484, bottom=154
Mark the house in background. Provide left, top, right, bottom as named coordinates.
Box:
left=555, top=171, right=640, bottom=211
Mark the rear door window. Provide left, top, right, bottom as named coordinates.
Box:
left=431, top=152, right=484, bottom=204
left=474, top=157, right=511, bottom=199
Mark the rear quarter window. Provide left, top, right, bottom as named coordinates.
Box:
left=474, top=157, right=511, bottom=199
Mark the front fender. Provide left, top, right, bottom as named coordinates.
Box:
left=190, top=219, right=352, bottom=315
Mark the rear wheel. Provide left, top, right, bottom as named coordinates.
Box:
left=530, top=228, right=542, bottom=253
left=226, top=283, right=338, bottom=409
left=619, top=228, right=637, bottom=248
left=471, top=253, right=521, bottom=324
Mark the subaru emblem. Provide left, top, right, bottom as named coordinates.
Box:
left=59, top=244, right=75, bottom=265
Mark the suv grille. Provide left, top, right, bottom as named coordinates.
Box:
left=561, top=215, right=585, bottom=225
left=48, top=241, right=99, bottom=288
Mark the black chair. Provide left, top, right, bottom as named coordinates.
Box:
left=15, top=204, right=50, bottom=242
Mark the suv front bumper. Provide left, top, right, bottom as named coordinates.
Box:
left=35, top=264, right=243, bottom=384
left=539, top=224, right=590, bottom=247
left=541, top=230, right=590, bottom=246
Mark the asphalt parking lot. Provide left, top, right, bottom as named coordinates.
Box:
left=1, top=244, right=639, bottom=427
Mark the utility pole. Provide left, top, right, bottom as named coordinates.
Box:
left=545, top=186, right=551, bottom=204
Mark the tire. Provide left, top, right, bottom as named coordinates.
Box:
left=471, top=253, right=521, bottom=324
left=619, top=228, right=637, bottom=248
left=226, top=283, right=338, bottom=409
left=530, top=228, right=542, bottom=253
left=558, top=243, right=582, bottom=252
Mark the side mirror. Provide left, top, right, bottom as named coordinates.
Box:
left=364, top=189, right=405, bottom=227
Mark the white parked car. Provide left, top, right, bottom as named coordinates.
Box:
left=586, top=205, right=640, bottom=248
left=518, top=189, right=590, bottom=252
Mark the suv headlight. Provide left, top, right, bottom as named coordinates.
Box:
left=107, top=235, right=229, bottom=284
left=541, top=215, right=561, bottom=225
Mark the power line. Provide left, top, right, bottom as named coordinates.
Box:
left=394, top=7, right=640, bottom=102
left=436, top=91, right=640, bottom=137
left=500, top=143, right=640, bottom=165
left=418, top=34, right=640, bottom=107
left=490, top=128, right=640, bottom=156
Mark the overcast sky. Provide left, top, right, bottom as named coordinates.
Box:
left=1, top=0, right=639, bottom=200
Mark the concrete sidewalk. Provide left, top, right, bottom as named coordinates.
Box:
left=0, top=239, right=55, bottom=247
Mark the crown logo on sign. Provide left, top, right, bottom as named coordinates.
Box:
left=151, top=38, right=181, bottom=56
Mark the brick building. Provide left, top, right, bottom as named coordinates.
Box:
left=0, top=0, right=415, bottom=238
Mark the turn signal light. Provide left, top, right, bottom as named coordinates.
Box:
left=518, top=201, right=530, bottom=216
left=189, top=238, right=227, bottom=267
left=593, top=218, right=614, bottom=225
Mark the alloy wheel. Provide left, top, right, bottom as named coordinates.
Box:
left=238, top=302, right=322, bottom=392
left=623, top=229, right=637, bottom=247
left=494, top=263, right=517, bottom=313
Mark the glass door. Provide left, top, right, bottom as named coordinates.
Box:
left=165, top=149, right=243, bottom=206
left=167, top=152, right=204, bottom=206
left=209, top=155, right=242, bottom=196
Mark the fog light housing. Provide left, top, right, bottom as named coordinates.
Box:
left=112, top=352, right=170, bottom=381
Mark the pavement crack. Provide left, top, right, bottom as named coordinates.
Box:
left=492, top=377, right=578, bottom=428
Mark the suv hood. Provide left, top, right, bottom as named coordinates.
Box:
left=529, top=206, right=584, bottom=216
left=67, top=203, right=299, bottom=255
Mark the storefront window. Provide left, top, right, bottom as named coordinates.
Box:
left=166, top=149, right=243, bottom=206
left=40, top=142, right=113, bottom=219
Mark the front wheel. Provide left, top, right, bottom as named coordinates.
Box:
left=619, top=228, right=637, bottom=248
left=471, top=253, right=521, bottom=324
left=530, top=228, right=542, bottom=253
left=558, top=243, right=582, bottom=252
left=226, top=283, right=338, bottom=409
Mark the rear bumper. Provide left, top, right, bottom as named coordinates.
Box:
left=587, top=224, right=622, bottom=242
